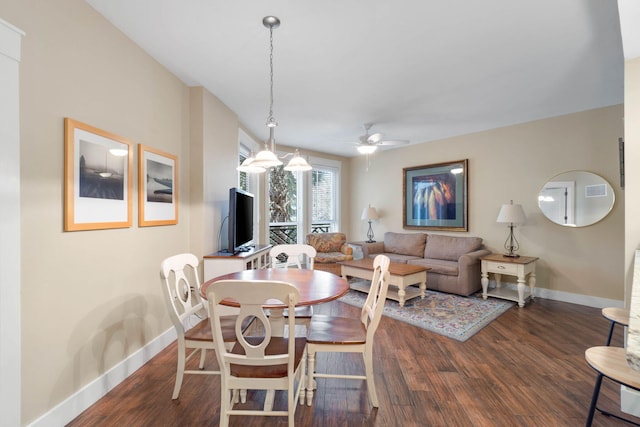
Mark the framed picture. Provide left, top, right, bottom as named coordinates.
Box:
left=403, top=159, right=468, bottom=231
left=64, top=118, right=133, bottom=231
left=138, top=144, right=178, bottom=226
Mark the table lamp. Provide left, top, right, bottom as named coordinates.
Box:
left=361, top=206, right=379, bottom=243
left=496, top=200, right=526, bottom=258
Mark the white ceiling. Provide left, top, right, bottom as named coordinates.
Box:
left=86, top=0, right=624, bottom=158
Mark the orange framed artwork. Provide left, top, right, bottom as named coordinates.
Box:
left=138, top=144, right=178, bottom=227
left=63, top=118, right=133, bottom=231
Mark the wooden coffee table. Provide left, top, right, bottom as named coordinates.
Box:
left=338, top=258, right=429, bottom=307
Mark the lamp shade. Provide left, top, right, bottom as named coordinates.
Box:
left=237, top=156, right=266, bottom=173
left=361, top=206, right=379, bottom=221
left=251, top=148, right=283, bottom=168
left=283, top=152, right=312, bottom=171
left=496, top=202, right=526, bottom=224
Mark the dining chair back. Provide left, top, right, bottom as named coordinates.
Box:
left=305, top=254, right=390, bottom=407
left=270, top=244, right=316, bottom=269
left=161, top=253, right=248, bottom=400
left=207, top=279, right=307, bottom=427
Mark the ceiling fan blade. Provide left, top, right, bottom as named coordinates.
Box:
left=368, top=133, right=384, bottom=144
left=378, top=139, right=410, bottom=146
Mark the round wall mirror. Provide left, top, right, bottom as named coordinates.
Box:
left=538, top=171, right=615, bottom=227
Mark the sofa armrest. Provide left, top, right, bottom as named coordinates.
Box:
left=361, top=241, right=384, bottom=259
left=340, top=244, right=353, bottom=256
left=457, top=248, right=492, bottom=284
left=458, top=248, right=492, bottom=266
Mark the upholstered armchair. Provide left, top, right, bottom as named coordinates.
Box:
left=305, top=232, right=353, bottom=275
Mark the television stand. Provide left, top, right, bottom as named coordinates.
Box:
left=203, top=244, right=272, bottom=281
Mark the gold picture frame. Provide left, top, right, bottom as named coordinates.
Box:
left=64, top=118, right=133, bottom=231
left=138, top=144, right=178, bottom=227
left=403, top=159, right=468, bottom=231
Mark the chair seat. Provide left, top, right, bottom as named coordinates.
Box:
left=307, top=314, right=366, bottom=345
left=285, top=306, right=313, bottom=318
left=229, top=336, right=307, bottom=378
left=185, top=315, right=254, bottom=342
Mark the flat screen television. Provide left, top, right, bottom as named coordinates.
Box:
left=227, top=187, right=254, bottom=254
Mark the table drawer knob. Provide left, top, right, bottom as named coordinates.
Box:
left=497, top=265, right=506, bottom=270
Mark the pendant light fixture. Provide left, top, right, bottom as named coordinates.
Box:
left=239, top=16, right=312, bottom=173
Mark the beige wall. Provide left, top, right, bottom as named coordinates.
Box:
left=625, top=57, right=640, bottom=301
left=3, top=0, right=193, bottom=424
left=349, top=105, right=625, bottom=301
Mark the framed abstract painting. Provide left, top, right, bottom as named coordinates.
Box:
left=403, top=159, right=468, bottom=231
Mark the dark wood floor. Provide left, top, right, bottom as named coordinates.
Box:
left=67, top=297, right=638, bottom=426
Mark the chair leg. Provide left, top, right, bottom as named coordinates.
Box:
left=363, top=350, right=379, bottom=407
left=198, top=348, right=207, bottom=369
left=299, top=351, right=307, bottom=405
left=221, top=380, right=231, bottom=427
left=306, top=350, right=316, bottom=406
left=172, top=341, right=186, bottom=399
left=586, top=372, right=603, bottom=427
left=605, top=321, right=616, bottom=346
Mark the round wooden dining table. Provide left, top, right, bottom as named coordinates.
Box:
left=201, top=268, right=350, bottom=336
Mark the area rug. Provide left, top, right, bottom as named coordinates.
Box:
left=339, top=281, right=515, bottom=342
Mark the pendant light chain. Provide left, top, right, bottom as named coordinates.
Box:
left=237, top=16, right=311, bottom=173
left=267, top=24, right=277, bottom=128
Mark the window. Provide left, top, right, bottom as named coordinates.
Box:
left=268, top=166, right=298, bottom=244
left=260, top=153, right=341, bottom=245
left=311, top=167, right=337, bottom=233
left=238, top=151, right=249, bottom=192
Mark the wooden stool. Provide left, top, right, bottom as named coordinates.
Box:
left=585, top=346, right=640, bottom=426
left=602, top=307, right=630, bottom=346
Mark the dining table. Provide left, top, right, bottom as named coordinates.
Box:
left=201, top=268, right=350, bottom=336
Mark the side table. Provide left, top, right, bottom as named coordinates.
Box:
left=480, top=253, right=539, bottom=307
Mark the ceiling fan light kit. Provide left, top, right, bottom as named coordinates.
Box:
left=357, top=145, right=378, bottom=154
left=237, top=16, right=312, bottom=174
left=353, top=123, right=410, bottom=155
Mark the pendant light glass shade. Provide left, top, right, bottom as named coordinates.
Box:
left=237, top=154, right=266, bottom=173
left=252, top=146, right=283, bottom=168
left=284, top=151, right=312, bottom=171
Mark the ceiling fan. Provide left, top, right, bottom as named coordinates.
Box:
left=354, top=123, right=409, bottom=154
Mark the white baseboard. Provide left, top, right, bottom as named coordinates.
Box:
left=27, top=284, right=623, bottom=427
left=27, top=327, right=177, bottom=427
left=485, top=280, right=624, bottom=309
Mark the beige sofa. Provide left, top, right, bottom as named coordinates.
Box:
left=361, top=232, right=491, bottom=296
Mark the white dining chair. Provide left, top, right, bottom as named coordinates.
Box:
left=270, top=244, right=317, bottom=330
left=207, top=279, right=307, bottom=427
left=160, top=253, right=252, bottom=400
left=305, top=254, right=390, bottom=407
left=270, top=244, right=316, bottom=269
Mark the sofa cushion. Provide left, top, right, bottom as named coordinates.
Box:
left=366, top=253, right=421, bottom=264
left=383, top=232, right=426, bottom=258
left=424, top=234, right=483, bottom=261
left=408, top=258, right=459, bottom=276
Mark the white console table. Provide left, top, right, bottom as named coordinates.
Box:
left=203, top=244, right=272, bottom=281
